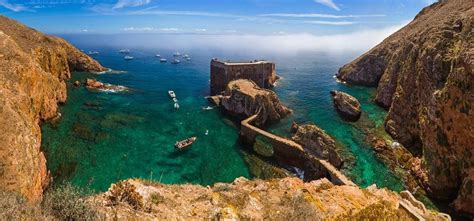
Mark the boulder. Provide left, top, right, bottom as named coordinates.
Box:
left=216, top=79, right=291, bottom=126
left=330, top=90, right=361, bottom=121
left=73, top=80, right=81, bottom=87
left=291, top=123, right=343, bottom=168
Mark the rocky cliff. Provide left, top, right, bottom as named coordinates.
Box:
left=210, top=79, right=292, bottom=126
left=91, top=178, right=447, bottom=220
left=291, top=123, right=344, bottom=168
left=0, top=16, right=105, bottom=201
left=336, top=0, right=473, bottom=216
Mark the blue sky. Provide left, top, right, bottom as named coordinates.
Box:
left=1, top=0, right=437, bottom=35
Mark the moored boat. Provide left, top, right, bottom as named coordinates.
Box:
left=173, top=52, right=181, bottom=57
left=174, top=102, right=180, bottom=109
left=160, top=58, right=167, bottom=62
left=174, top=137, right=197, bottom=150
left=171, top=59, right=181, bottom=64
left=168, top=90, right=176, bottom=98
left=124, top=55, right=134, bottom=60
left=119, top=49, right=130, bottom=54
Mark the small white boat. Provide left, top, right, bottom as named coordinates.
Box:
left=174, top=103, right=180, bottom=109
left=124, top=56, right=134, bottom=60
left=155, top=54, right=161, bottom=57
left=172, top=98, right=178, bottom=103
left=119, top=49, right=130, bottom=54
left=160, top=58, right=167, bottom=63
left=185, top=57, right=191, bottom=61
left=202, top=106, right=213, bottom=111
left=168, top=90, right=176, bottom=98
left=183, top=54, right=189, bottom=58
left=173, top=52, right=181, bottom=57
left=87, top=51, right=99, bottom=55
left=205, top=130, right=209, bottom=136
left=171, top=59, right=181, bottom=64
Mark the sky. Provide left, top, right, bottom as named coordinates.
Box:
left=0, top=0, right=438, bottom=54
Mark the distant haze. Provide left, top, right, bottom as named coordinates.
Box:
left=62, top=22, right=405, bottom=56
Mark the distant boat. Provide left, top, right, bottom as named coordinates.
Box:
left=183, top=54, right=189, bottom=58
left=172, top=98, right=178, bottom=103
left=174, top=137, right=196, bottom=150
left=202, top=106, right=213, bottom=111
left=174, top=102, right=180, bottom=109
left=124, top=56, right=134, bottom=60
left=185, top=57, right=191, bottom=61
left=168, top=90, right=176, bottom=98
left=173, top=52, right=181, bottom=57
left=155, top=54, right=161, bottom=58
left=205, top=130, right=209, bottom=136
left=119, top=49, right=130, bottom=54
left=171, top=59, right=181, bottom=64
left=87, top=51, right=99, bottom=55
left=160, top=58, right=167, bottom=63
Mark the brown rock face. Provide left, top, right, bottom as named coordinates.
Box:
left=0, top=15, right=105, bottom=201
left=291, top=123, right=343, bottom=168
left=336, top=0, right=473, bottom=215
left=91, top=177, right=439, bottom=220
left=330, top=90, right=362, bottom=121
left=216, top=79, right=292, bottom=126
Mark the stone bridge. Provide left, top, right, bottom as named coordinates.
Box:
left=240, top=114, right=354, bottom=186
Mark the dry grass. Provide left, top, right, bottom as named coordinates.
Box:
left=41, top=183, right=100, bottom=221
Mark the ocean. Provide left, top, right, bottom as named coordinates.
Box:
left=41, top=35, right=404, bottom=192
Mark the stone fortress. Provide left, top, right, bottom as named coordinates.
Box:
left=210, top=58, right=278, bottom=95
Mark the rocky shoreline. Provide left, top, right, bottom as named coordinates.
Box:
left=337, top=0, right=473, bottom=217
left=0, top=15, right=105, bottom=201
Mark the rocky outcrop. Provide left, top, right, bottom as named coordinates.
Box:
left=336, top=0, right=473, bottom=215
left=290, top=123, right=343, bottom=168
left=91, top=177, right=447, bottom=220
left=85, top=78, right=129, bottom=92
left=330, top=90, right=362, bottom=121
left=211, top=79, right=292, bottom=126
left=0, top=15, right=105, bottom=201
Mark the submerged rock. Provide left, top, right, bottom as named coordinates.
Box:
left=213, top=79, right=291, bottom=126
left=86, top=78, right=129, bottom=93
left=330, top=90, right=361, bottom=122
left=290, top=123, right=343, bottom=168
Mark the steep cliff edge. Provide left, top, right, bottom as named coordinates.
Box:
left=91, top=178, right=447, bottom=220
left=336, top=0, right=473, bottom=215
left=0, top=16, right=105, bottom=201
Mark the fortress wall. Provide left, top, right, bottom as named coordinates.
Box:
left=240, top=114, right=355, bottom=186
left=210, top=59, right=277, bottom=95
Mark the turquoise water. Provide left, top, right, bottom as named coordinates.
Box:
left=41, top=44, right=403, bottom=192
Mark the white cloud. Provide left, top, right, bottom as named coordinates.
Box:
left=0, top=0, right=27, bottom=12
left=260, top=13, right=385, bottom=19
left=122, top=26, right=156, bottom=31
left=113, top=0, right=151, bottom=9
left=314, top=0, right=340, bottom=11
left=304, top=20, right=355, bottom=26
left=159, top=28, right=179, bottom=32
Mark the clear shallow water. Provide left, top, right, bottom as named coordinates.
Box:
left=41, top=45, right=403, bottom=192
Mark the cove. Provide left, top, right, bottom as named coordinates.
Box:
left=41, top=46, right=403, bottom=192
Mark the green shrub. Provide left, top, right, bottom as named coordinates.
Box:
left=41, top=183, right=99, bottom=221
